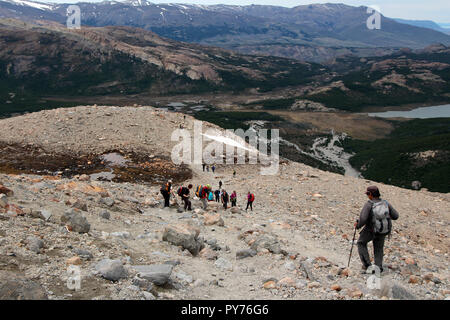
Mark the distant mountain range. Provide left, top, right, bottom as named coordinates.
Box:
left=1, top=18, right=449, bottom=115
left=0, top=18, right=325, bottom=107
left=1, top=0, right=450, bottom=62
left=394, top=18, right=450, bottom=35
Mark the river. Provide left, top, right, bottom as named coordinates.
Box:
left=247, top=121, right=361, bottom=177
left=311, top=132, right=361, bottom=178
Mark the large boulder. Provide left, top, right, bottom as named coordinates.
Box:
left=0, top=185, right=13, bottom=197
left=61, top=209, right=90, bottom=233
left=100, top=197, right=115, bottom=207
left=250, top=234, right=286, bottom=255
left=199, top=247, right=218, bottom=260
left=230, top=207, right=241, bottom=214
left=31, top=209, right=52, bottom=221
left=27, top=236, right=44, bottom=254
left=203, top=213, right=224, bottom=226
left=99, top=210, right=110, bottom=220
left=411, top=181, right=422, bottom=190
left=73, top=248, right=93, bottom=260
left=72, top=199, right=88, bottom=212
left=214, top=257, right=233, bottom=271
left=95, top=259, right=128, bottom=282
left=132, top=264, right=173, bottom=286
left=390, top=283, right=417, bottom=300
left=0, top=277, right=48, bottom=300
left=236, top=249, right=257, bottom=260
left=162, top=223, right=204, bottom=256
left=299, top=260, right=316, bottom=281
left=132, top=276, right=154, bottom=292
left=0, top=194, right=7, bottom=208
left=207, top=202, right=222, bottom=209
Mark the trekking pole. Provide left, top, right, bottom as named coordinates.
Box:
left=347, top=223, right=358, bottom=268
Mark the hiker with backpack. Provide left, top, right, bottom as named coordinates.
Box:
left=197, top=184, right=212, bottom=210
left=221, top=189, right=229, bottom=210
left=208, top=190, right=214, bottom=201
left=214, top=189, right=221, bottom=202
left=178, top=184, right=193, bottom=211
left=230, top=191, right=237, bottom=207
left=354, top=186, right=399, bottom=273
left=246, top=192, right=255, bottom=211
left=160, top=180, right=173, bottom=208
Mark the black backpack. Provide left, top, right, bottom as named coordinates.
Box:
left=222, top=192, right=229, bottom=202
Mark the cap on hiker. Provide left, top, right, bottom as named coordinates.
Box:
left=366, top=186, right=380, bottom=197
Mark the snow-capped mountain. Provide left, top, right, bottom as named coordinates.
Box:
left=120, top=0, right=152, bottom=6
left=1, top=0, right=53, bottom=10
left=1, top=0, right=450, bottom=62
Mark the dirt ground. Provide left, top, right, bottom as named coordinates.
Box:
left=267, top=111, right=395, bottom=140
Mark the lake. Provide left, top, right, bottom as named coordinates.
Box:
left=368, top=104, right=450, bottom=119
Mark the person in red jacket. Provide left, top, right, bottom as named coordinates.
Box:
left=230, top=191, right=237, bottom=207
left=200, top=184, right=211, bottom=210
left=246, top=192, right=255, bottom=211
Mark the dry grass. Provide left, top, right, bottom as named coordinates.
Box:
left=267, top=111, right=395, bottom=140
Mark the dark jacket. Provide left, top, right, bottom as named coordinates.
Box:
left=181, top=187, right=190, bottom=199
left=221, top=192, right=229, bottom=203
left=161, top=183, right=171, bottom=195
left=356, top=198, right=399, bottom=231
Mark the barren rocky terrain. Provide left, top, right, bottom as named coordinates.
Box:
left=0, top=105, right=449, bottom=300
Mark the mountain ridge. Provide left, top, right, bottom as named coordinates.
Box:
left=1, top=0, right=450, bottom=62
left=1, top=18, right=450, bottom=117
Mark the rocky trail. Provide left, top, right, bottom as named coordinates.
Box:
left=0, top=105, right=448, bottom=300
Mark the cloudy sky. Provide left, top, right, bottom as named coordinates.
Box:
left=44, top=0, right=450, bottom=22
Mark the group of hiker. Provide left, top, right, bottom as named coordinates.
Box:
left=160, top=180, right=254, bottom=212
left=202, top=163, right=237, bottom=178
left=202, top=163, right=216, bottom=173
left=162, top=178, right=399, bottom=275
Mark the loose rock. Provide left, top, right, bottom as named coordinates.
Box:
left=95, top=259, right=128, bottom=282
left=132, top=264, right=173, bottom=286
